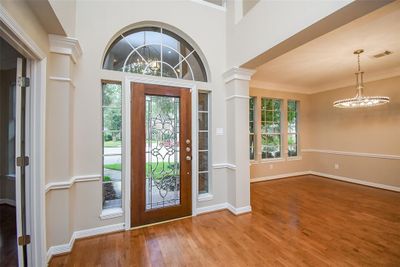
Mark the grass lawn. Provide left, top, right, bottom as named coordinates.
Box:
left=104, top=162, right=179, bottom=179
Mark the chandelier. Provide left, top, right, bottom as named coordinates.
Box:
left=333, top=49, right=390, bottom=108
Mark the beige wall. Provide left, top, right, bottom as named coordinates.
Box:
left=251, top=76, right=400, bottom=188
left=307, top=76, right=400, bottom=187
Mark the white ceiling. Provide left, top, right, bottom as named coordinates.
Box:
left=251, top=1, right=400, bottom=94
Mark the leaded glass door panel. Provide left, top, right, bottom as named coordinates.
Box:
left=131, top=83, right=192, bottom=227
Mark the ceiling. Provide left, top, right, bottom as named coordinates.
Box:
left=250, top=1, right=400, bottom=94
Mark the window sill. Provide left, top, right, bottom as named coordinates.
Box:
left=100, top=207, right=123, bottom=220
left=287, top=156, right=302, bottom=161
left=198, top=193, right=213, bottom=202
left=259, top=157, right=285, bottom=164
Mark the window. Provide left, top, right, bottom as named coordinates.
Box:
left=103, top=27, right=207, bottom=82
left=249, top=97, right=256, bottom=160
left=261, top=98, right=282, bottom=159
left=288, top=100, right=299, bottom=157
left=102, top=82, right=122, bottom=209
left=198, top=92, right=210, bottom=194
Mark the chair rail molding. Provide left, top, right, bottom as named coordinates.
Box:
left=302, top=149, right=400, bottom=160
left=212, top=163, right=237, bottom=170
left=45, top=174, right=101, bottom=193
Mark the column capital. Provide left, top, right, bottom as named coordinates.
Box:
left=223, top=67, right=255, bottom=84
left=49, top=34, right=82, bottom=64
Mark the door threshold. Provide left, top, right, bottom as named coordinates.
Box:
left=129, top=215, right=193, bottom=230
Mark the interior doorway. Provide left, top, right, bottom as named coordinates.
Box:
left=130, top=82, right=192, bottom=227
left=0, top=36, right=30, bottom=267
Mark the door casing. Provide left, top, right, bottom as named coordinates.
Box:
left=124, top=75, right=199, bottom=229
left=0, top=6, right=47, bottom=266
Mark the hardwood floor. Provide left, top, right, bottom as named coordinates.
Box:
left=0, top=204, right=18, bottom=267
left=50, top=175, right=400, bottom=266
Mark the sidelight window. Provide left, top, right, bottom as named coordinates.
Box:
left=198, top=91, right=210, bottom=194
left=102, top=82, right=123, bottom=209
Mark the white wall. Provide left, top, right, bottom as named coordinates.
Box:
left=226, top=0, right=352, bottom=67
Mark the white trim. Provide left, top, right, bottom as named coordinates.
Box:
left=287, top=156, right=302, bottom=161
left=100, top=207, right=123, bottom=220
left=46, top=223, right=124, bottom=262
left=212, top=163, right=237, bottom=170
left=189, top=0, right=226, bottom=11
left=226, top=203, right=252, bottom=215
left=223, top=67, right=255, bottom=83
left=123, top=75, right=198, bottom=228
left=251, top=157, right=285, bottom=165
left=251, top=171, right=309, bottom=183
left=251, top=171, right=400, bottom=192
left=48, top=34, right=82, bottom=64
left=49, top=76, right=76, bottom=88
left=0, top=198, right=16, bottom=206
left=197, top=193, right=214, bottom=202
left=0, top=5, right=45, bottom=59
left=309, top=171, right=400, bottom=192
left=303, top=149, right=400, bottom=160
left=225, top=95, right=251, bottom=101
left=196, top=202, right=227, bottom=215
left=0, top=8, right=47, bottom=266
left=45, top=175, right=101, bottom=193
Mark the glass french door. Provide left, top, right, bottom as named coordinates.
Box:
left=131, top=83, right=192, bottom=227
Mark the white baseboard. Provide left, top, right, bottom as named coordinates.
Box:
left=196, top=202, right=252, bottom=215
left=196, top=203, right=228, bottom=215
left=226, top=203, right=252, bottom=215
left=251, top=171, right=400, bottom=192
left=47, top=223, right=124, bottom=263
left=0, top=198, right=16, bottom=206
left=251, top=171, right=309, bottom=183
left=310, top=171, right=400, bottom=192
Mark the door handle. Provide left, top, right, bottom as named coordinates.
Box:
left=186, top=156, right=192, bottom=161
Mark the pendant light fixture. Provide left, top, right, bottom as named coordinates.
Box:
left=333, top=49, right=390, bottom=108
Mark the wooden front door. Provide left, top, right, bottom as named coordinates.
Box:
left=131, top=83, right=192, bottom=227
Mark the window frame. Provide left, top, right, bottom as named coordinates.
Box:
left=287, top=99, right=299, bottom=158
left=249, top=96, right=256, bottom=161
left=198, top=90, right=212, bottom=198
left=260, top=97, right=283, bottom=161
left=101, top=80, right=123, bottom=212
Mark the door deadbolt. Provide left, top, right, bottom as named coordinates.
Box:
left=186, top=156, right=192, bottom=161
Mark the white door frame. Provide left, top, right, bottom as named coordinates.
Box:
left=123, top=74, right=199, bottom=229
left=0, top=5, right=47, bottom=267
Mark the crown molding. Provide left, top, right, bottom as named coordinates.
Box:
left=223, top=67, right=255, bottom=83
left=48, top=34, right=82, bottom=63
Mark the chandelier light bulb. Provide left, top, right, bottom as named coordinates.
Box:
left=333, top=49, right=390, bottom=108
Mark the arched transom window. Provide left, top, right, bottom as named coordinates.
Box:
left=103, top=27, right=208, bottom=82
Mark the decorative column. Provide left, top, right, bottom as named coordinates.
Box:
left=223, top=67, right=255, bottom=214
left=46, top=34, right=82, bottom=247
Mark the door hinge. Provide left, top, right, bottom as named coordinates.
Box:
left=18, top=235, right=31, bottom=246
left=18, top=77, right=30, bottom=87
left=16, top=156, right=29, bottom=167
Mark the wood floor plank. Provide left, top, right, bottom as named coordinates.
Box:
left=49, top=175, right=400, bottom=266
